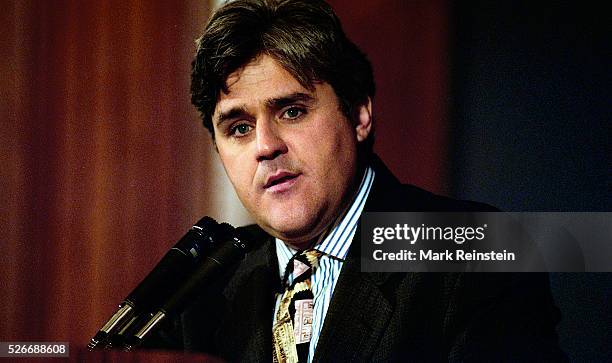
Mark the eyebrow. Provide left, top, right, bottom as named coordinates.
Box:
left=265, top=92, right=315, bottom=109
left=215, top=92, right=316, bottom=127
left=216, top=105, right=250, bottom=127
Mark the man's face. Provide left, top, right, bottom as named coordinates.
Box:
left=212, top=55, right=370, bottom=249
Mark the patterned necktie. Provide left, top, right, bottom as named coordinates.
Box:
left=273, top=249, right=321, bottom=363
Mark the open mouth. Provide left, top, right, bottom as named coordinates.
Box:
left=264, top=172, right=300, bottom=191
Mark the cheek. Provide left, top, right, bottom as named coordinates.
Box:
left=303, top=115, right=353, bottom=159
left=327, top=121, right=357, bottom=165
left=327, top=123, right=359, bottom=188
left=299, top=122, right=356, bottom=196
left=219, top=149, right=253, bottom=195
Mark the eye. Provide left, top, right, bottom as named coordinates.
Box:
left=281, top=107, right=305, bottom=120
left=229, top=123, right=253, bottom=137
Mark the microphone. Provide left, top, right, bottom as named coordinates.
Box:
left=122, top=224, right=261, bottom=350
left=88, top=216, right=220, bottom=351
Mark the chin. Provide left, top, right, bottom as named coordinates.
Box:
left=261, top=211, right=320, bottom=245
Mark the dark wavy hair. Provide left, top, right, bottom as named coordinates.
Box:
left=190, top=0, right=375, bottom=149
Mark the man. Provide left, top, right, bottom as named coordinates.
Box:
left=152, top=0, right=565, bottom=361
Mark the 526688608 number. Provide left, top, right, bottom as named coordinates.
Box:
left=0, top=342, right=69, bottom=357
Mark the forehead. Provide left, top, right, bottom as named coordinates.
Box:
left=215, top=56, right=311, bottom=113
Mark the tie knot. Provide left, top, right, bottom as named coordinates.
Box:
left=282, top=249, right=321, bottom=287
left=300, top=249, right=322, bottom=269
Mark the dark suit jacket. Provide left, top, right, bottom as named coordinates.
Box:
left=150, top=156, right=565, bottom=362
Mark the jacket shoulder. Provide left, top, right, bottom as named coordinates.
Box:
left=398, top=183, right=499, bottom=212
left=368, top=154, right=498, bottom=212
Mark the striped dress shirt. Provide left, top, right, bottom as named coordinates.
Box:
left=274, top=166, right=375, bottom=362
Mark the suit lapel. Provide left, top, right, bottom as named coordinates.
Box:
left=313, top=236, right=395, bottom=361
left=313, top=158, right=407, bottom=361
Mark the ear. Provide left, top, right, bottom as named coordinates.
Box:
left=355, top=97, right=373, bottom=143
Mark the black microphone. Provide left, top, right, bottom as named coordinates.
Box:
left=122, top=224, right=262, bottom=350
left=88, top=216, right=220, bottom=351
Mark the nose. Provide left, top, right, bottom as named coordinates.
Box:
left=255, top=119, right=288, bottom=161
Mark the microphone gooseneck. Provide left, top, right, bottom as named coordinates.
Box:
left=122, top=224, right=260, bottom=351
left=88, top=216, right=220, bottom=351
